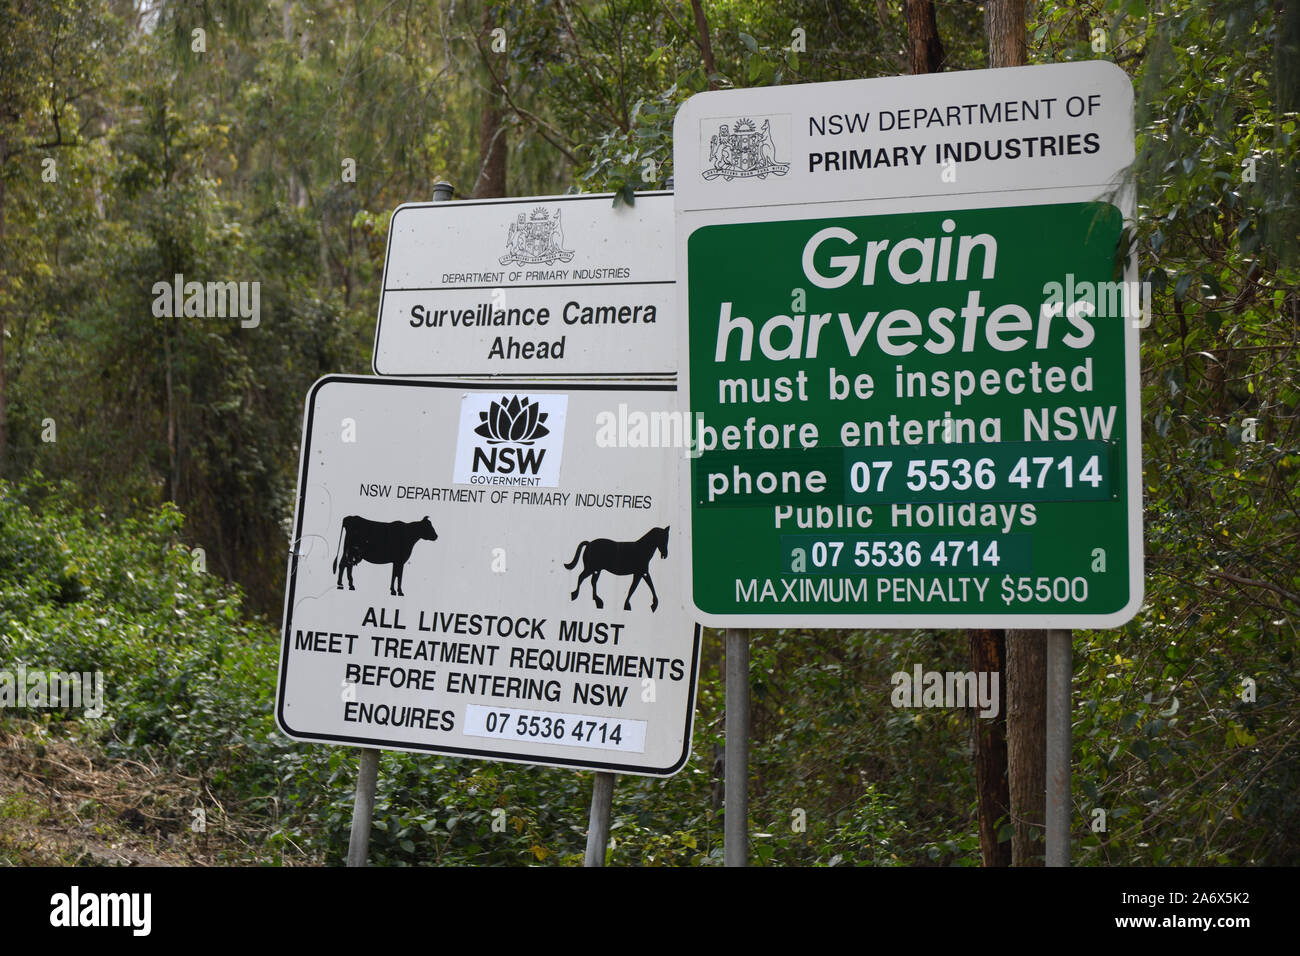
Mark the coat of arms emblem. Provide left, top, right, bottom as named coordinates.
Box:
left=704, top=117, right=790, bottom=181
left=499, top=206, right=575, bottom=266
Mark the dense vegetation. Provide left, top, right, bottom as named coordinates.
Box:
left=0, top=0, right=1296, bottom=865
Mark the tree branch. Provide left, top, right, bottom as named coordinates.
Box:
left=552, top=0, right=630, bottom=132
left=475, top=45, right=580, bottom=165
left=689, top=0, right=718, bottom=88
left=1212, top=570, right=1300, bottom=607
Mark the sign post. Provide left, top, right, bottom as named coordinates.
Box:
left=1045, top=629, right=1071, bottom=866
left=345, top=747, right=380, bottom=867
left=342, top=181, right=457, bottom=867
left=724, top=627, right=749, bottom=867
left=287, top=184, right=701, bottom=865
left=673, top=62, right=1141, bottom=863
left=584, top=771, right=615, bottom=866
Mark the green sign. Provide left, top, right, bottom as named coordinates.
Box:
left=683, top=201, right=1142, bottom=626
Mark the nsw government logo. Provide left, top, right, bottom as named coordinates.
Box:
left=703, top=117, right=790, bottom=181
left=499, top=206, right=575, bottom=266
left=453, top=393, right=568, bottom=488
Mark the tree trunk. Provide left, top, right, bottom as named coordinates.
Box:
left=1274, top=0, right=1300, bottom=267
left=0, top=134, right=7, bottom=475
left=905, top=0, right=945, bottom=75
left=986, top=0, right=1043, bottom=866
left=1279, top=0, right=1300, bottom=113
left=0, top=301, right=7, bottom=475
left=690, top=0, right=718, bottom=89
left=473, top=94, right=507, bottom=199
left=970, top=629, right=1011, bottom=866
left=164, top=320, right=178, bottom=503
left=986, top=0, right=1027, bottom=69
left=1006, top=629, right=1046, bottom=864
left=473, top=8, right=507, bottom=199
left=903, top=0, right=1009, bottom=868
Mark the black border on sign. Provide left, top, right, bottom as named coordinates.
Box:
left=371, top=191, right=676, bottom=379
left=276, top=374, right=703, bottom=777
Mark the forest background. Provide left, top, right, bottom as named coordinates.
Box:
left=0, top=0, right=1296, bottom=866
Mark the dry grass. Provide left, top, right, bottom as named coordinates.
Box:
left=0, top=716, right=297, bottom=866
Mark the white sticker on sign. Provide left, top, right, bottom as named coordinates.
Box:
left=462, top=704, right=647, bottom=753
left=452, top=392, right=568, bottom=488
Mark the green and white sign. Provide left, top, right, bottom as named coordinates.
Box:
left=673, top=62, right=1142, bottom=627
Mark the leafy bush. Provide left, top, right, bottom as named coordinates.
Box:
left=3, top=468, right=1298, bottom=866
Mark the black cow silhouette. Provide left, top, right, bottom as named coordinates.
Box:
left=564, top=526, right=668, bottom=612
left=333, top=515, right=438, bottom=596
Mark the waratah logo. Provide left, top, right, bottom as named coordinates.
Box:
left=453, top=392, right=568, bottom=488
left=475, top=395, right=550, bottom=445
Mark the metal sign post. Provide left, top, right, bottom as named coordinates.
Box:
left=346, top=747, right=380, bottom=867
left=724, top=627, right=750, bottom=867
left=584, top=771, right=616, bottom=866
left=342, top=183, right=454, bottom=869
left=284, top=182, right=704, bottom=868
left=1045, top=629, right=1072, bottom=866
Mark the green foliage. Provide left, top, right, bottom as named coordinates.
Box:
left=1035, top=0, right=1300, bottom=865
left=573, top=1, right=986, bottom=192
left=0, top=0, right=1297, bottom=868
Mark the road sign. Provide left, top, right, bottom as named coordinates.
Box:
left=277, top=376, right=700, bottom=776
left=373, top=192, right=675, bottom=378
left=673, top=61, right=1142, bottom=628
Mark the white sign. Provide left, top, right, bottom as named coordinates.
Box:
left=674, top=62, right=1135, bottom=213
left=277, top=376, right=700, bottom=776
left=373, top=193, right=676, bottom=377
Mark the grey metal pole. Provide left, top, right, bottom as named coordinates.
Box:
left=346, top=747, right=380, bottom=867
left=584, top=771, right=616, bottom=866
left=345, top=180, right=455, bottom=870
left=1045, top=629, right=1072, bottom=867
left=725, top=627, right=750, bottom=867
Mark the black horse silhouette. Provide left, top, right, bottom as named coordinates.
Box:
left=564, top=527, right=669, bottom=612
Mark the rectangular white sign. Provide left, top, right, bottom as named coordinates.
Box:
left=373, top=193, right=676, bottom=377
left=673, top=61, right=1135, bottom=212
left=277, top=377, right=700, bottom=776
